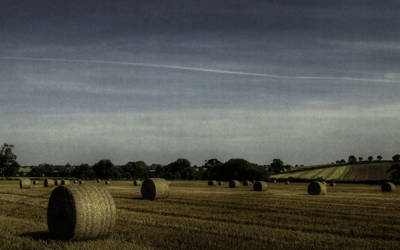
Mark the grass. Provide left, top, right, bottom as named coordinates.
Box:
left=0, top=180, right=400, bottom=249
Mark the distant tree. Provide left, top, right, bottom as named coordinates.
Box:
left=348, top=155, right=357, bottom=164
left=392, top=154, right=400, bottom=162
left=358, top=157, right=363, bottom=162
left=0, top=144, right=20, bottom=177
left=377, top=155, right=383, bottom=161
left=368, top=156, right=373, bottom=162
left=211, top=158, right=267, bottom=181
left=340, top=159, right=346, bottom=164
left=92, top=159, right=118, bottom=179
left=121, top=161, right=149, bottom=179
left=269, top=159, right=285, bottom=174
left=161, top=158, right=195, bottom=180
left=202, top=159, right=223, bottom=180
left=71, top=164, right=95, bottom=179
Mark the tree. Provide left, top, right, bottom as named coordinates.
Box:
left=208, top=159, right=268, bottom=181
left=348, top=155, right=357, bottom=164
left=121, top=161, right=149, bottom=179
left=71, top=164, right=95, bottom=179
left=202, top=159, right=223, bottom=180
left=269, top=159, right=285, bottom=174
left=392, top=154, right=400, bottom=162
left=0, top=144, right=20, bottom=177
left=377, top=155, right=383, bottom=161
left=92, top=159, right=118, bottom=179
left=368, top=156, right=373, bottom=162
left=160, top=158, right=195, bottom=180
left=358, top=157, right=363, bottom=162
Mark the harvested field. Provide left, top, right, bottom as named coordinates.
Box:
left=341, top=163, right=392, bottom=181
left=0, top=180, right=400, bottom=249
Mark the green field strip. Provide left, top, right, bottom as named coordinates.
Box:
left=310, top=168, right=329, bottom=179
left=323, top=167, right=341, bottom=180
left=336, top=165, right=351, bottom=180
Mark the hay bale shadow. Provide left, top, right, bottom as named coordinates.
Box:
left=20, top=231, right=51, bottom=241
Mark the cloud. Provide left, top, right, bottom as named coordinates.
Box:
left=1, top=56, right=399, bottom=83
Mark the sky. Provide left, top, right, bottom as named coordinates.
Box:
left=1, top=0, right=400, bottom=166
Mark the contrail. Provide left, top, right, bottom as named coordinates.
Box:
left=0, top=56, right=398, bottom=83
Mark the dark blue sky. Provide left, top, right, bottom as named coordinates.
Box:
left=1, top=1, right=399, bottom=165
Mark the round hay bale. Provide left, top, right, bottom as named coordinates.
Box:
left=329, top=182, right=336, bottom=187
left=218, top=181, right=223, bottom=186
left=19, top=179, right=31, bottom=189
left=96, top=179, right=101, bottom=183
left=54, top=179, right=59, bottom=186
left=44, top=178, right=55, bottom=187
left=273, top=179, right=277, bottom=183
left=253, top=181, right=268, bottom=191
left=308, top=181, right=327, bottom=195
left=381, top=182, right=396, bottom=192
left=242, top=180, right=250, bottom=186
left=79, top=180, right=84, bottom=184
left=73, top=180, right=77, bottom=184
left=105, top=180, right=110, bottom=185
left=47, top=185, right=116, bottom=240
left=32, top=180, right=38, bottom=185
left=285, top=180, right=290, bottom=185
left=61, top=180, right=71, bottom=185
left=134, top=180, right=142, bottom=186
left=229, top=180, right=240, bottom=188
left=141, top=178, right=169, bottom=200
left=208, top=180, right=217, bottom=186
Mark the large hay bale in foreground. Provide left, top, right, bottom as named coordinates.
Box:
left=208, top=180, right=217, bottom=186
left=242, top=180, right=250, bottom=186
left=253, top=181, right=268, bottom=191
left=61, top=180, right=70, bottom=185
left=19, top=179, right=31, bottom=189
left=229, top=180, right=240, bottom=188
left=47, top=185, right=116, bottom=240
left=134, top=180, right=142, bottom=186
left=381, top=182, right=396, bottom=192
left=308, top=181, right=327, bottom=195
left=44, top=179, right=55, bottom=187
left=141, top=178, right=169, bottom=200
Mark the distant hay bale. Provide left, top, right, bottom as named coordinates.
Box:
left=308, top=181, right=327, bottom=195
left=79, top=180, right=84, bottom=184
left=44, top=179, right=55, bottom=187
left=273, top=179, right=277, bottom=183
left=218, top=181, right=223, bottom=185
left=32, top=180, right=38, bottom=185
left=208, top=180, right=217, bottom=186
left=253, top=181, right=268, bottom=191
left=73, top=180, right=77, bottom=184
left=329, top=182, right=336, bottom=187
left=47, top=185, right=116, bottom=240
left=97, top=179, right=100, bottom=183
left=134, top=180, right=142, bottom=186
left=285, top=180, right=290, bottom=185
left=381, top=182, right=396, bottom=192
left=229, top=180, right=240, bottom=188
left=105, top=180, right=110, bottom=185
left=141, top=178, right=169, bottom=200
left=54, top=179, right=59, bottom=186
left=61, top=180, right=70, bottom=185
left=242, top=180, right=250, bottom=186
left=19, top=179, right=31, bottom=189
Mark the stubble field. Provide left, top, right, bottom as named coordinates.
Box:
left=0, top=180, right=400, bottom=249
